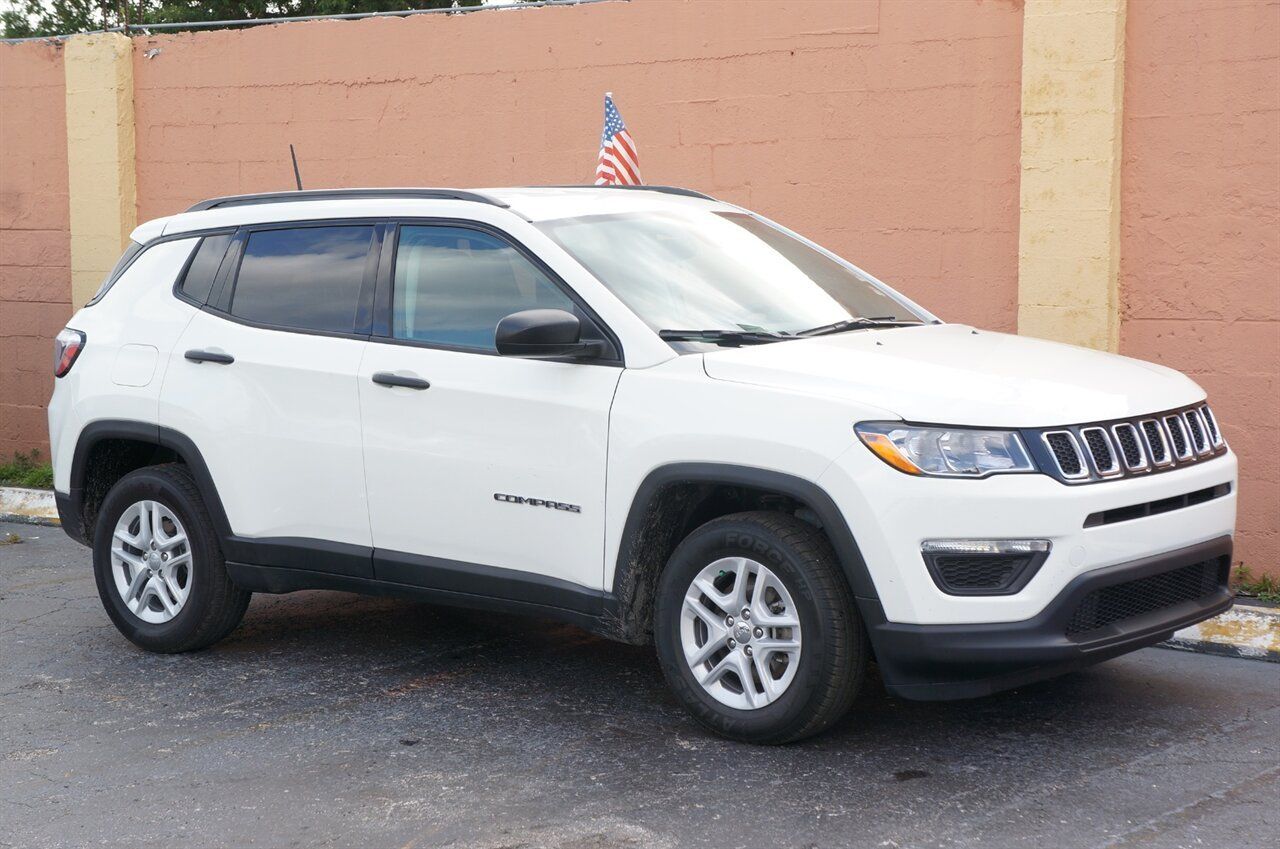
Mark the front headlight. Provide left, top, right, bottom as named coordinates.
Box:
left=855, top=422, right=1036, bottom=478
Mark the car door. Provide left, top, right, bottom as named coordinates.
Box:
left=161, top=222, right=381, bottom=577
left=357, top=222, right=623, bottom=606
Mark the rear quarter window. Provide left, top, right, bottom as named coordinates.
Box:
left=177, top=234, right=233, bottom=305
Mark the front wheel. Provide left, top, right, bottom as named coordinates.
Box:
left=654, top=511, right=867, bottom=744
left=92, top=464, right=251, bottom=653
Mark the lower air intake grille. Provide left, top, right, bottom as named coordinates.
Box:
left=1065, top=557, right=1227, bottom=637
left=933, top=555, right=1027, bottom=592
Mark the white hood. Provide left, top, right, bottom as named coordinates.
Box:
left=701, top=324, right=1204, bottom=428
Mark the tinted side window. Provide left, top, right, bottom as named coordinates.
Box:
left=393, top=225, right=575, bottom=350
left=230, top=226, right=374, bottom=333
left=178, top=234, right=232, bottom=305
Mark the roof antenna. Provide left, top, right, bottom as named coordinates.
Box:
left=289, top=144, right=303, bottom=191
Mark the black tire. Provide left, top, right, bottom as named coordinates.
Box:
left=654, top=511, right=866, bottom=744
left=92, top=464, right=250, bottom=653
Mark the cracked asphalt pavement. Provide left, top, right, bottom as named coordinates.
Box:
left=2, top=520, right=1277, bottom=849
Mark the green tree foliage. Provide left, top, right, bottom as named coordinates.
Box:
left=2, top=0, right=488, bottom=39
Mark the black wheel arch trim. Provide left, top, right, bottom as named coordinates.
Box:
left=65, top=419, right=235, bottom=546
left=615, top=463, right=878, bottom=597
left=609, top=463, right=879, bottom=643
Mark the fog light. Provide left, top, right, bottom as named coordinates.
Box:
left=920, top=539, right=1051, bottom=596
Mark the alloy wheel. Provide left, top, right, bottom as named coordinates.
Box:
left=110, top=500, right=193, bottom=624
left=680, top=556, right=803, bottom=710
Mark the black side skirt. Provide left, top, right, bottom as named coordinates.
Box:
left=225, top=540, right=615, bottom=637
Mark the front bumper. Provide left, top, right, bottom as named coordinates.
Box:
left=863, top=536, right=1233, bottom=700
left=55, top=489, right=88, bottom=545
left=818, top=443, right=1237, bottom=625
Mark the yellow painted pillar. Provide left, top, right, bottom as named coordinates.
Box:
left=1018, top=0, right=1126, bottom=351
left=64, top=33, right=136, bottom=308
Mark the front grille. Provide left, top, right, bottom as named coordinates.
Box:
left=1044, top=432, right=1084, bottom=477
left=1184, top=410, right=1208, bottom=455
left=1065, top=557, right=1227, bottom=637
left=1165, top=415, right=1190, bottom=459
left=1081, top=427, right=1119, bottom=475
left=1202, top=407, right=1222, bottom=446
left=1036, top=404, right=1223, bottom=483
left=1141, top=419, right=1169, bottom=465
left=1112, top=423, right=1146, bottom=470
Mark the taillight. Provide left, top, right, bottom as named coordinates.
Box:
left=53, top=328, right=86, bottom=378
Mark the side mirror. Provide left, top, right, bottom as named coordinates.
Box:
left=495, top=309, right=603, bottom=360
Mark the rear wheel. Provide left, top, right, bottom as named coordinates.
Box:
left=92, top=464, right=250, bottom=652
left=654, top=511, right=866, bottom=744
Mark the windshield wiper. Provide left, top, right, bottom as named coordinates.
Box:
left=658, top=329, right=789, bottom=347
left=796, top=316, right=923, bottom=337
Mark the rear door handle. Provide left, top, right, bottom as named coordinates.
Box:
left=372, top=371, right=430, bottom=390
left=185, top=349, right=234, bottom=365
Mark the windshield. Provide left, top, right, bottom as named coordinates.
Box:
left=537, top=210, right=926, bottom=337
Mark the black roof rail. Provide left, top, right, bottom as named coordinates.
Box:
left=185, top=188, right=510, bottom=213
left=536, top=184, right=717, bottom=201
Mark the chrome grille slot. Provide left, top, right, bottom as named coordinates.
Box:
left=1184, top=409, right=1211, bottom=456
left=1164, top=415, right=1192, bottom=460
left=1201, top=405, right=1223, bottom=447
left=1140, top=419, right=1172, bottom=466
left=1111, top=423, right=1148, bottom=471
left=1080, top=427, right=1121, bottom=476
left=1043, top=431, right=1087, bottom=479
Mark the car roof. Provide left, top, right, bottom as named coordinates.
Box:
left=140, top=185, right=732, bottom=242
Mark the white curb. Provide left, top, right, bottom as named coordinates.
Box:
left=1161, top=602, right=1280, bottom=662
left=0, top=486, right=60, bottom=526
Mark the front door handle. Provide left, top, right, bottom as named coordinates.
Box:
left=372, top=371, right=431, bottom=390
left=185, top=349, right=234, bottom=365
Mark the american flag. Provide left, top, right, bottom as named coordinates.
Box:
left=594, top=92, right=642, bottom=186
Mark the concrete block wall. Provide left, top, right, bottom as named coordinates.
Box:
left=0, top=0, right=1276, bottom=574
left=1119, top=0, right=1280, bottom=578
left=127, top=0, right=1023, bottom=331
left=0, top=41, right=72, bottom=460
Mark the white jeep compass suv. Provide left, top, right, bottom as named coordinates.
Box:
left=48, top=186, right=1237, bottom=743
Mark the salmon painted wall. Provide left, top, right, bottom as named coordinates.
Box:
left=1120, top=0, right=1280, bottom=577
left=0, top=42, right=72, bottom=460
left=130, top=0, right=1024, bottom=333
left=5, top=0, right=1275, bottom=578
